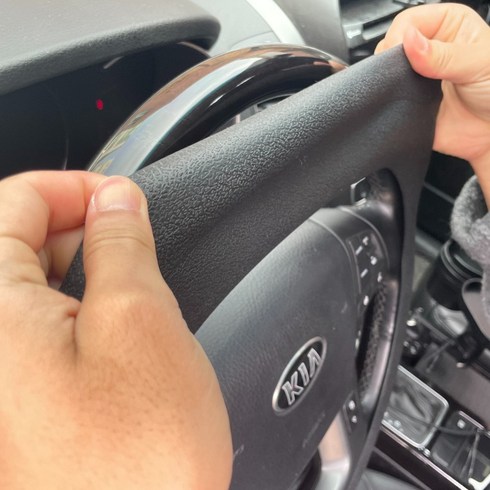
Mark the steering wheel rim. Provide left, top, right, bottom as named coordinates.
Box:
left=61, top=46, right=441, bottom=489
left=87, top=45, right=346, bottom=176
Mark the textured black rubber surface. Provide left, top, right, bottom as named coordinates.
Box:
left=62, top=47, right=440, bottom=334
left=0, top=0, right=219, bottom=95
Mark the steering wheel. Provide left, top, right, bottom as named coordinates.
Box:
left=61, top=45, right=441, bottom=489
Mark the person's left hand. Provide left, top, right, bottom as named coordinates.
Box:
left=0, top=171, right=232, bottom=490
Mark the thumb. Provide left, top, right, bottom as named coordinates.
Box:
left=403, top=26, right=484, bottom=84
left=82, top=176, right=169, bottom=299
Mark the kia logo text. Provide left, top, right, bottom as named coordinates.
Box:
left=272, top=337, right=327, bottom=414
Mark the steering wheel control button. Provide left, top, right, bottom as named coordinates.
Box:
left=343, top=393, right=361, bottom=432
left=350, top=178, right=371, bottom=205
left=272, top=337, right=327, bottom=415
left=347, top=230, right=386, bottom=305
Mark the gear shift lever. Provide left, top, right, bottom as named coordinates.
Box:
left=427, top=240, right=481, bottom=312
left=409, top=241, right=485, bottom=365
left=383, top=366, right=449, bottom=448
left=462, top=279, right=490, bottom=345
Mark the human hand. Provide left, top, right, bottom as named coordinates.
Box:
left=0, top=171, right=232, bottom=490
left=376, top=4, right=490, bottom=201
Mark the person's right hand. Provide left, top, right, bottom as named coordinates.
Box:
left=376, top=4, right=490, bottom=201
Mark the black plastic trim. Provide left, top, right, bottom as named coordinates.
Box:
left=0, top=0, right=220, bottom=95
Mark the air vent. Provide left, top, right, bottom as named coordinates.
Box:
left=341, top=0, right=440, bottom=61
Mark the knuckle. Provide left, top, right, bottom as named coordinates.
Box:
left=435, top=44, right=453, bottom=73
left=84, top=225, right=154, bottom=263
left=118, top=290, right=158, bottom=322
left=92, top=290, right=165, bottom=338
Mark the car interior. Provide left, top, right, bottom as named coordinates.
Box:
left=1, top=0, right=490, bottom=489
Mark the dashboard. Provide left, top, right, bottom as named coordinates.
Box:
left=2, top=0, right=488, bottom=219
left=0, top=43, right=207, bottom=178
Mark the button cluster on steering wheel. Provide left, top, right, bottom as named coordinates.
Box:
left=348, top=231, right=386, bottom=311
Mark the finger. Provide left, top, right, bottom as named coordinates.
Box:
left=0, top=171, right=105, bottom=249
left=41, top=226, right=85, bottom=283
left=403, top=25, right=490, bottom=83
left=78, top=177, right=182, bottom=355
left=81, top=176, right=177, bottom=305
left=374, top=39, right=386, bottom=54
left=381, top=3, right=472, bottom=50
left=0, top=171, right=105, bottom=285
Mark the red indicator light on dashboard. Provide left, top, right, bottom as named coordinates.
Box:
left=95, top=99, right=104, bottom=111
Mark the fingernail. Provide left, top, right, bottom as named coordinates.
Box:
left=413, top=28, right=429, bottom=54
left=92, top=177, right=141, bottom=212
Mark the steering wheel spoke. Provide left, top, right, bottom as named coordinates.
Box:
left=316, top=394, right=372, bottom=490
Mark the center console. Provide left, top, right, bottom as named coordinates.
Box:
left=380, top=365, right=490, bottom=489
left=373, top=240, right=490, bottom=490
left=383, top=367, right=449, bottom=450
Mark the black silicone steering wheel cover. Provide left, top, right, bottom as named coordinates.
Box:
left=61, top=46, right=441, bottom=489
left=63, top=46, right=440, bottom=333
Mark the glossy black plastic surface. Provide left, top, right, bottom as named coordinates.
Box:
left=89, top=45, right=346, bottom=176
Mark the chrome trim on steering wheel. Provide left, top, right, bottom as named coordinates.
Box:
left=87, top=45, right=346, bottom=176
